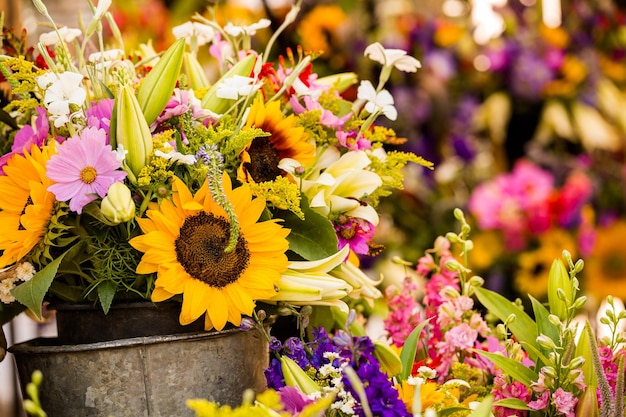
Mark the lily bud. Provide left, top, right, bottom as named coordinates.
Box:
left=373, top=340, right=402, bottom=377
left=316, top=72, right=358, bottom=93
left=182, top=52, right=209, bottom=90
left=101, top=182, right=135, bottom=224
left=280, top=356, right=320, bottom=395
left=201, top=54, right=256, bottom=114
left=114, top=84, right=153, bottom=178
left=137, top=37, right=186, bottom=125
left=548, top=259, right=571, bottom=321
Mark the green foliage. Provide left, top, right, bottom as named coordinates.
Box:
left=398, top=320, right=431, bottom=382
left=473, top=286, right=541, bottom=363
left=280, top=196, right=338, bottom=261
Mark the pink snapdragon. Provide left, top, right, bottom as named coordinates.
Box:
left=384, top=278, right=422, bottom=348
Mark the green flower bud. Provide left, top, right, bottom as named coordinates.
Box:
left=114, top=84, right=153, bottom=178
left=548, top=259, right=571, bottom=321
left=183, top=52, right=209, bottom=90
left=138, top=37, right=186, bottom=125
left=101, top=182, right=135, bottom=224
left=280, top=356, right=320, bottom=395
left=373, top=340, right=403, bottom=377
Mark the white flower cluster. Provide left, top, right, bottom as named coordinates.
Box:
left=0, top=263, right=35, bottom=303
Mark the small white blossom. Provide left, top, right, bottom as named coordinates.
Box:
left=417, top=366, right=437, bottom=380
left=364, top=42, right=421, bottom=72
left=224, top=19, right=271, bottom=37
left=216, top=75, right=260, bottom=100
left=38, top=71, right=86, bottom=127
left=155, top=149, right=197, bottom=165
left=0, top=279, right=16, bottom=304
left=407, top=376, right=425, bottom=386
left=39, top=26, right=82, bottom=45
left=172, top=22, right=216, bottom=46
left=115, top=144, right=128, bottom=164
left=15, top=263, right=35, bottom=282
left=357, top=80, right=397, bottom=121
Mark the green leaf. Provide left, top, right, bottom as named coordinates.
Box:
left=11, top=252, right=69, bottom=319
left=529, top=294, right=559, bottom=366
left=399, top=319, right=431, bottom=381
left=472, top=350, right=538, bottom=387
left=97, top=281, right=118, bottom=315
left=281, top=200, right=338, bottom=261
left=493, top=398, right=532, bottom=410
left=574, top=320, right=597, bottom=389
left=474, top=286, right=540, bottom=362
left=438, top=406, right=471, bottom=416
left=468, top=395, right=494, bottom=417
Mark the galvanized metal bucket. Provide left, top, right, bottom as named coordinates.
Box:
left=11, top=328, right=268, bottom=417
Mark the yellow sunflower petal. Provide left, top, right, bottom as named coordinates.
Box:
left=205, top=287, right=229, bottom=331
left=152, top=286, right=175, bottom=302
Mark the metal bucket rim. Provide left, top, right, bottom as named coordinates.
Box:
left=9, top=327, right=251, bottom=354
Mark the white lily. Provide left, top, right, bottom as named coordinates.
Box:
left=172, top=21, right=216, bottom=47
left=262, top=245, right=353, bottom=312
left=224, top=19, right=271, bottom=37
left=39, top=26, right=82, bottom=45
left=364, top=42, right=421, bottom=73
left=330, top=258, right=383, bottom=302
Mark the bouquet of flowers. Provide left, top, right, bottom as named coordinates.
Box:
left=0, top=0, right=429, bottom=332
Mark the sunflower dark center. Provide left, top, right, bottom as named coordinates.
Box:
left=175, top=212, right=250, bottom=288
left=244, top=137, right=282, bottom=182
left=602, top=253, right=626, bottom=280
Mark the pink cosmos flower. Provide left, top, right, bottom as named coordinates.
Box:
left=552, top=388, right=578, bottom=417
left=46, top=127, right=127, bottom=213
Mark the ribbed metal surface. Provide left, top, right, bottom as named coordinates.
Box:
left=10, top=328, right=268, bottom=417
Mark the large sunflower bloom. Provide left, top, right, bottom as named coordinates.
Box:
left=238, top=96, right=314, bottom=184
left=0, top=144, right=57, bottom=268
left=129, top=173, right=290, bottom=331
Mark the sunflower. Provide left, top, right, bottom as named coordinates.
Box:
left=584, top=220, right=626, bottom=300
left=514, top=228, right=577, bottom=299
left=129, top=173, right=290, bottom=331
left=238, top=96, right=314, bottom=184
left=0, top=144, right=57, bottom=268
